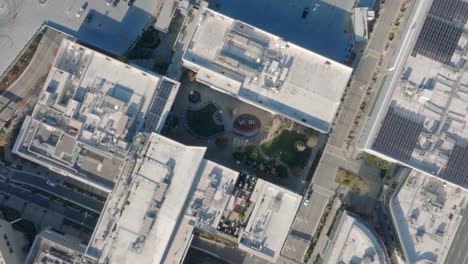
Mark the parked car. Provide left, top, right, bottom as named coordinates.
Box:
left=128, top=0, right=135, bottom=6
left=76, top=2, right=88, bottom=18
left=85, top=12, right=93, bottom=23
left=302, top=7, right=310, bottom=19
left=46, top=180, right=57, bottom=187
left=76, top=7, right=85, bottom=17
left=303, top=190, right=312, bottom=206
left=105, top=0, right=113, bottom=6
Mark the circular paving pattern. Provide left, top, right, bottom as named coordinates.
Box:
left=233, top=113, right=261, bottom=137
left=185, top=102, right=225, bottom=138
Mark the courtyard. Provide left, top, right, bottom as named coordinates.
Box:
left=164, top=72, right=319, bottom=192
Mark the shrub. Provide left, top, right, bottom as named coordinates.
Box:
left=306, top=135, right=318, bottom=148
left=295, top=140, right=307, bottom=152
left=188, top=71, right=197, bottom=82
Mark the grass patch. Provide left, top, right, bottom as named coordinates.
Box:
left=336, top=169, right=369, bottom=193
left=260, top=129, right=307, bottom=168
left=365, top=154, right=393, bottom=170
left=185, top=103, right=224, bottom=138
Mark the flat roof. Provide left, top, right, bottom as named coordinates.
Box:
left=360, top=0, right=468, bottom=186
left=238, top=179, right=301, bottom=262
left=86, top=133, right=206, bottom=264
left=392, top=171, right=467, bottom=264
left=26, top=229, right=88, bottom=264
left=352, top=7, right=369, bottom=42
left=206, top=0, right=355, bottom=62
left=182, top=8, right=352, bottom=133
left=187, top=159, right=239, bottom=234
left=12, top=39, right=179, bottom=192
left=323, top=211, right=387, bottom=264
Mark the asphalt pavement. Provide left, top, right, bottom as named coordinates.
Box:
left=329, top=0, right=404, bottom=149
left=8, top=169, right=104, bottom=214
left=443, top=204, right=468, bottom=264
left=0, top=178, right=98, bottom=229
left=281, top=190, right=329, bottom=262
left=279, top=1, right=405, bottom=262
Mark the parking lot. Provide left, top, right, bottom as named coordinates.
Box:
left=208, top=0, right=354, bottom=62
left=0, top=0, right=158, bottom=76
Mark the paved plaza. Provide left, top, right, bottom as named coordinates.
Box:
left=0, top=0, right=159, bottom=76
left=164, top=74, right=319, bottom=192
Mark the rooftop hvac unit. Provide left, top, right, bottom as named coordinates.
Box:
left=405, top=82, right=417, bottom=96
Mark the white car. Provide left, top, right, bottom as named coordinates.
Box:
left=105, top=0, right=113, bottom=6
left=76, top=7, right=85, bottom=17
left=46, top=180, right=57, bottom=187
left=303, top=190, right=312, bottom=206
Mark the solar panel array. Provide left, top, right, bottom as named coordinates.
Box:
left=411, top=0, right=468, bottom=65
left=144, top=80, right=176, bottom=132
left=373, top=107, right=424, bottom=161
left=441, top=143, right=468, bottom=185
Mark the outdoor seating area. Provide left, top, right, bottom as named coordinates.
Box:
left=163, top=72, right=321, bottom=192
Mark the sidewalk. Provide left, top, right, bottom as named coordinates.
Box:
left=308, top=198, right=342, bottom=263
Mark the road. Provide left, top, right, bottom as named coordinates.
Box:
left=329, top=0, right=404, bottom=149
left=279, top=1, right=406, bottom=262
left=281, top=189, right=329, bottom=262
left=444, top=207, right=468, bottom=264
left=0, top=178, right=98, bottom=229
left=188, top=236, right=302, bottom=264
left=7, top=168, right=104, bottom=214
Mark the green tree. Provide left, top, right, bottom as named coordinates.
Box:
left=306, top=135, right=318, bottom=148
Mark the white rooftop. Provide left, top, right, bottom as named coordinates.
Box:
left=238, top=179, right=301, bottom=262
left=187, top=159, right=239, bottom=234
left=12, top=39, right=179, bottom=192
left=182, top=8, right=352, bottom=132
left=323, top=211, right=387, bottom=264
left=359, top=0, right=468, bottom=187
left=392, top=171, right=467, bottom=264
left=352, top=7, right=369, bottom=43
left=86, top=133, right=206, bottom=264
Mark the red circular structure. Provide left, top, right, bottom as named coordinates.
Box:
left=233, top=114, right=261, bottom=137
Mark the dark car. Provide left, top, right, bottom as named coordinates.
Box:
left=85, top=12, right=93, bottom=23
left=302, top=7, right=310, bottom=19
left=128, top=0, right=135, bottom=6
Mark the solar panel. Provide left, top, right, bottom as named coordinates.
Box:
left=372, top=107, right=424, bottom=161
left=429, top=0, right=468, bottom=23
left=411, top=0, right=468, bottom=65
left=157, top=80, right=174, bottom=100
left=441, top=143, right=468, bottom=184
left=144, top=81, right=176, bottom=131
